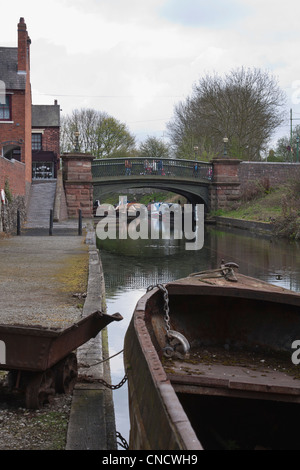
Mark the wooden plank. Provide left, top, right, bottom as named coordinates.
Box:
left=167, top=361, right=300, bottom=400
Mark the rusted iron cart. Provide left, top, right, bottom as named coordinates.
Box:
left=0, top=310, right=122, bottom=409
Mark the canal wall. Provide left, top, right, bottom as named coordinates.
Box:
left=66, top=226, right=118, bottom=450
left=214, top=216, right=273, bottom=236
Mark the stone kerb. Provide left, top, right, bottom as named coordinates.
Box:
left=62, top=153, right=94, bottom=218
left=210, top=158, right=241, bottom=212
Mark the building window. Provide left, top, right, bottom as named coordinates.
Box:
left=3, top=146, right=21, bottom=161
left=32, top=133, right=42, bottom=151
left=0, top=96, right=11, bottom=120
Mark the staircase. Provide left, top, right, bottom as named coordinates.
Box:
left=26, top=180, right=57, bottom=228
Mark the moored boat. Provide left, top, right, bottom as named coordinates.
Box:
left=124, top=262, right=300, bottom=450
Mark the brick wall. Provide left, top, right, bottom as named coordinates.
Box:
left=0, top=90, right=25, bottom=152
left=0, top=90, right=31, bottom=186
left=0, top=18, right=32, bottom=186
left=24, top=78, right=32, bottom=183
left=210, top=158, right=241, bottom=211
left=64, top=182, right=93, bottom=218
left=239, top=162, right=300, bottom=187
left=32, top=127, right=60, bottom=155
left=209, top=160, right=300, bottom=211
left=62, top=153, right=94, bottom=218
left=43, top=128, right=60, bottom=155
left=0, top=155, right=26, bottom=195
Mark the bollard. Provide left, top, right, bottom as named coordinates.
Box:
left=17, top=210, right=21, bottom=236
left=78, top=209, right=82, bottom=236
left=49, top=209, right=53, bottom=236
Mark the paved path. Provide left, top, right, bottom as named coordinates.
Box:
left=0, top=230, right=87, bottom=328
left=0, top=218, right=118, bottom=450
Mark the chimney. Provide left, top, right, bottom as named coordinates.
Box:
left=18, top=17, right=30, bottom=73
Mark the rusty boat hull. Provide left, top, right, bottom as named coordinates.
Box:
left=124, top=267, right=300, bottom=450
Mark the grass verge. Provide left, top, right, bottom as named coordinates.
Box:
left=212, top=180, right=300, bottom=240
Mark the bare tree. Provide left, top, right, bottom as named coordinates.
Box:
left=60, top=108, right=136, bottom=158
left=167, top=67, right=286, bottom=160
left=139, top=136, right=170, bottom=159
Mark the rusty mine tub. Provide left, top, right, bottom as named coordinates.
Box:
left=0, top=310, right=122, bottom=408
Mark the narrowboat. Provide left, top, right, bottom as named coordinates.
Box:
left=124, top=262, right=300, bottom=450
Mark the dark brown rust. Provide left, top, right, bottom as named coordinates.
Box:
left=0, top=310, right=122, bottom=409
left=0, top=310, right=122, bottom=372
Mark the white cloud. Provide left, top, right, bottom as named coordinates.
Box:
left=2, top=0, right=300, bottom=145
left=160, top=0, right=250, bottom=28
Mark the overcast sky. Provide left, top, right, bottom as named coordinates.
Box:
left=2, top=0, right=300, bottom=147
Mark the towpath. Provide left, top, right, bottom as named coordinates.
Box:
left=0, top=218, right=118, bottom=450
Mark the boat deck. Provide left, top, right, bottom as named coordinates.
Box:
left=163, top=347, right=300, bottom=403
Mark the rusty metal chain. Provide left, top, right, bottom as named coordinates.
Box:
left=147, top=283, right=171, bottom=337
left=147, top=283, right=190, bottom=359
left=116, top=431, right=129, bottom=450
left=95, top=374, right=128, bottom=390
left=79, top=349, right=128, bottom=390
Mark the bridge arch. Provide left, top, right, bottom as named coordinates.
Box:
left=92, top=157, right=212, bottom=209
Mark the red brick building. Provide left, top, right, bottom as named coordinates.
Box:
left=32, top=101, right=60, bottom=179
left=0, top=17, right=32, bottom=196
left=0, top=17, right=60, bottom=198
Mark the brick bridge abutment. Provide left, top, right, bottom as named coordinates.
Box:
left=210, top=158, right=241, bottom=211
left=62, top=152, right=94, bottom=218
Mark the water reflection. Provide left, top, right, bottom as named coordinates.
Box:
left=98, top=223, right=300, bottom=448
left=96, top=212, right=203, bottom=258
left=99, top=224, right=300, bottom=291
left=208, top=226, right=300, bottom=291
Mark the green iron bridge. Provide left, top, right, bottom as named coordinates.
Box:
left=92, top=157, right=213, bottom=208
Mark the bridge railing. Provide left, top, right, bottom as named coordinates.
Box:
left=92, top=157, right=213, bottom=181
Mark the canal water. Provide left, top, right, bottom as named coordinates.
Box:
left=97, top=221, right=300, bottom=449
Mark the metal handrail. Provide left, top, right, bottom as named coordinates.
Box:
left=92, top=157, right=213, bottom=181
